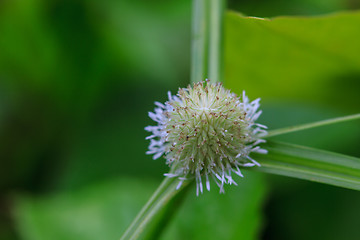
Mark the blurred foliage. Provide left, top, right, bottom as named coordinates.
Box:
left=161, top=171, right=266, bottom=240
left=229, top=0, right=359, bottom=17
left=264, top=179, right=360, bottom=240
left=14, top=173, right=266, bottom=240
left=0, top=0, right=359, bottom=240
left=14, top=178, right=158, bottom=240
left=225, top=10, right=360, bottom=155
left=0, top=0, right=191, bottom=193
left=225, top=11, right=360, bottom=111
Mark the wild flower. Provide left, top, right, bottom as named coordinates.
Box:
left=145, top=80, right=267, bottom=195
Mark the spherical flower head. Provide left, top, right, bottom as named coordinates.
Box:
left=145, top=81, right=268, bottom=195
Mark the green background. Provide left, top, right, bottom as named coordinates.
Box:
left=0, top=0, right=359, bottom=239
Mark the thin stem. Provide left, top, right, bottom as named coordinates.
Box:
left=266, top=113, right=360, bottom=138
left=128, top=180, right=191, bottom=240
left=191, top=0, right=225, bottom=84
left=145, top=181, right=193, bottom=239
left=191, top=0, right=208, bottom=83
left=120, top=176, right=175, bottom=240
left=208, top=0, right=225, bottom=83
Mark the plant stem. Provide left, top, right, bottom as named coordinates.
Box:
left=145, top=182, right=193, bottom=239
left=129, top=180, right=191, bottom=240
left=191, top=0, right=225, bottom=84
left=208, top=0, right=225, bottom=83
left=191, top=0, right=208, bottom=84
left=266, top=113, right=360, bottom=138
left=120, top=176, right=175, bottom=240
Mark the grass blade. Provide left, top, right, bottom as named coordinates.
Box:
left=253, top=141, right=360, bottom=190
left=266, top=113, right=360, bottom=138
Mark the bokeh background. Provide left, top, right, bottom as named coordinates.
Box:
left=1, top=0, right=360, bottom=239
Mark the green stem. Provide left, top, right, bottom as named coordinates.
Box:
left=208, top=0, right=225, bottom=83
left=191, top=0, right=208, bottom=83
left=120, top=176, right=175, bottom=240
left=266, top=113, right=360, bottom=138
left=129, top=181, right=191, bottom=240
left=191, top=0, right=225, bottom=84
left=145, top=181, right=193, bottom=239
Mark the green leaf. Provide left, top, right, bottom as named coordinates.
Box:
left=225, top=10, right=360, bottom=111
left=14, top=178, right=159, bottom=240
left=230, top=0, right=351, bottom=18
left=253, top=141, right=360, bottom=190
left=161, top=171, right=267, bottom=240
left=13, top=175, right=267, bottom=240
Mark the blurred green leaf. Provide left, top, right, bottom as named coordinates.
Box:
left=88, top=0, right=191, bottom=86
left=14, top=174, right=266, bottom=240
left=225, top=10, right=360, bottom=111
left=254, top=141, right=360, bottom=190
left=264, top=177, right=360, bottom=240
left=14, top=178, right=158, bottom=240
left=229, top=0, right=353, bottom=18
left=161, top=172, right=267, bottom=240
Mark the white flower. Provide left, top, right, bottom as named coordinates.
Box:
left=145, top=80, right=267, bottom=195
